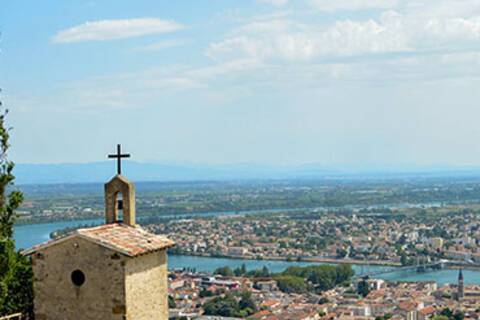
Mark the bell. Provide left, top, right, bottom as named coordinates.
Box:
left=117, top=199, right=123, bottom=210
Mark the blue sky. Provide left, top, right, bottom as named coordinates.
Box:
left=2, top=0, right=480, bottom=167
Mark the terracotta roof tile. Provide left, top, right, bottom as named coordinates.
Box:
left=22, top=223, right=175, bottom=257
left=419, top=306, right=436, bottom=315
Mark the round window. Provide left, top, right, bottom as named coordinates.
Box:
left=71, top=270, right=85, bottom=286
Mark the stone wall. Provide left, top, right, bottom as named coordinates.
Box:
left=125, top=250, right=168, bottom=320
left=32, top=237, right=127, bottom=320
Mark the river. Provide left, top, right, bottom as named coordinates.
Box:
left=13, top=218, right=480, bottom=287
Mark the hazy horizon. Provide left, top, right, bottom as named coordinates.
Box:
left=16, top=160, right=480, bottom=170
left=14, top=161, right=480, bottom=185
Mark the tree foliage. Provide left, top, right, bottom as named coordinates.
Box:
left=246, top=266, right=270, bottom=278
left=213, top=266, right=234, bottom=277
left=436, top=308, right=464, bottom=320
left=211, top=263, right=355, bottom=294
left=168, top=295, right=177, bottom=309
left=274, top=275, right=309, bottom=293
left=0, top=110, right=24, bottom=240
left=233, top=263, right=247, bottom=276
left=277, top=264, right=354, bottom=293
left=0, top=108, right=33, bottom=317
left=357, top=279, right=370, bottom=297
left=203, top=292, right=256, bottom=318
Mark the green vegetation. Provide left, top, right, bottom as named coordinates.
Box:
left=435, top=308, right=464, bottom=320
left=217, top=264, right=271, bottom=279
left=18, top=169, right=480, bottom=226
left=234, top=263, right=247, bottom=276
left=357, top=279, right=370, bottom=297
left=213, top=266, right=234, bottom=277
left=318, top=297, right=329, bottom=304
left=168, top=295, right=176, bottom=308
left=0, top=110, right=33, bottom=317
left=276, top=264, right=354, bottom=293
left=211, top=264, right=354, bottom=295
left=203, top=291, right=257, bottom=318
left=274, top=275, right=309, bottom=293
left=246, top=266, right=271, bottom=278
left=213, top=264, right=355, bottom=294
left=199, top=289, right=215, bottom=298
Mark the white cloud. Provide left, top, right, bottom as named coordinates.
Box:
left=206, top=6, right=480, bottom=64
left=257, top=0, right=288, bottom=7
left=52, top=18, right=184, bottom=43
left=206, top=16, right=410, bottom=62
left=133, top=39, right=187, bottom=52
left=308, top=0, right=398, bottom=12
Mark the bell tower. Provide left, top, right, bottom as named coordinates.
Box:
left=105, top=144, right=135, bottom=226
left=105, top=175, right=136, bottom=226
left=458, top=269, right=464, bottom=301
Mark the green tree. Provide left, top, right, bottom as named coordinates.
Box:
left=281, top=264, right=354, bottom=292
left=0, top=109, right=33, bottom=317
left=0, top=111, right=24, bottom=240
left=274, top=275, right=309, bottom=293
left=233, top=267, right=242, bottom=277
left=203, top=292, right=256, bottom=318
left=260, top=266, right=270, bottom=277
left=357, top=279, right=370, bottom=297
left=233, top=263, right=247, bottom=276
left=240, top=263, right=247, bottom=275
left=203, top=294, right=238, bottom=317
left=318, top=297, right=329, bottom=304
left=336, top=247, right=347, bottom=258
left=238, top=291, right=256, bottom=313
left=434, top=308, right=464, bottom=320
left=246, top=266, right=270, bottom=278
left=453, top=310, right=465, bottom=320
left=336, top=264, right=355, bottom=285
left=439, top=308, right=453, bottom=318
left=168, top=295, right=177, bottom=308
left=214, top=266, right=234, bottom=276
left=199, top=289, right=214, bottom=298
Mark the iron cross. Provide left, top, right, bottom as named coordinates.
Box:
left=108, top=144, right=130, bottom=175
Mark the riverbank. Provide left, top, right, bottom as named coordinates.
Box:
left=14, top=219, right=480, bottom=286
left=15, top=218, right=468, bottom=271
left=171, top=252, right=402, bottom=267
left=167, top=255, right=480, bottom=287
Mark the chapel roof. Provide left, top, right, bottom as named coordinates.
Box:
left=22, top=223, right=175, bottom=257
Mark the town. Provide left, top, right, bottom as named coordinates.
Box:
left=167, top=265, right=476, bottom=319
left=146, top=209, right=480, bottom=267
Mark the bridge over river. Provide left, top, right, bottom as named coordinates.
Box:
left=355, top=259, right=458, bottom=279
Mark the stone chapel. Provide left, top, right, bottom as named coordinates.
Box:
left=23, top=145, right=175, bottom=320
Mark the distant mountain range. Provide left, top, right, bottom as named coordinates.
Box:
left=13, top=161, right=480, bottom=185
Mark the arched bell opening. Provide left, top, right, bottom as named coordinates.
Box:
left=105, top=175, right=136, bottom=226
left=114, top=191, right=124, bottom=223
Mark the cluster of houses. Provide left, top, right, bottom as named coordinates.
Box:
left=148, top=212, right=480, bottom=266
left=168, top=268, right=480, bottom=320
